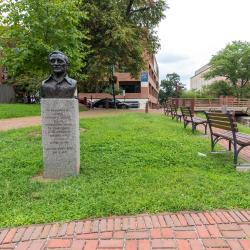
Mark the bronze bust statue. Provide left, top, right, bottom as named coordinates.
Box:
left=41, top=51, right=77, bottom=98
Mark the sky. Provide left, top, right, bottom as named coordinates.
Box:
left=156, top=0, right=250, bottom=89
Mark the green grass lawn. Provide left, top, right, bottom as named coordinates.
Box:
left=0, top=113, right=250, bottom=228
left=0, top=104, right=41, bottom=119
left=238, top=123, right=250, bottom=135
left=0, top=104, right=88, bottom=119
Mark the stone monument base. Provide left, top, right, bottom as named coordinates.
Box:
left=41, top=98, right=80, bottom=179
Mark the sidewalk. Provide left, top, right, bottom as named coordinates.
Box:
left=1, top=210, right=250, bottom=249
left=0, top=109, right=136, bottom=131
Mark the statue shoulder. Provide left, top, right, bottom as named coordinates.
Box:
left=65, top=76, right=77, bottom=86
left=42, top=75, right=52, bottom=85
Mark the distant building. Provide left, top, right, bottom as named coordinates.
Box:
left=190, top=64, right=226, bottom=90
left=79, top=54, right=159, bottom=109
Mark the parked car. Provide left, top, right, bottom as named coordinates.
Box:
left=92, top=98, right=130, bottom=109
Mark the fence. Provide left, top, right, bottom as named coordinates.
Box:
left=168, top=97, right=250, bottom=112
left=0, top=84, right=15, bottom=103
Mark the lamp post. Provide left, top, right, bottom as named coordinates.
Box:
left=175, top=82, right=184, bottom=98
left=109, top=65, right=117, bottom=109
left=122, top=89, right=126, bottom=103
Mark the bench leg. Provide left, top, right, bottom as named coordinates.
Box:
left=184, top=121, right=188, bottom=128
left=234, top=146, right=246, bottom=166
left=233, top=142, right=238, bottom=166
left=211, top=136, right=219, bottom=151
left=234, top=152, right=238, bottom=166
left=192, top=124, right=196, bottom=134
left=204, top=123, right=208, bottom=135
left=184, top=121, right=186, bottom=128
left=229, top=141, right=232, bottom=151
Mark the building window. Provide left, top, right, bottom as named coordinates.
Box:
left=119, top=81, right=141, bottom=93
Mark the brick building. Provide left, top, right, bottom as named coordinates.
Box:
left=79, top=54, right=160, bottom=109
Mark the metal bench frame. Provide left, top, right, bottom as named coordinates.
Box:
left=205, top=111, right=250, bottom=166
left=170, top=104, right=182, bottom=122
left=163, top=102, right=171, bottom=116
left=180, top=106, right=207, bottom=134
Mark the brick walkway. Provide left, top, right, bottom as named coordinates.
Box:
left=0, top=109, right=138, bottom=131
left=1, top=211, right=250, bottom=249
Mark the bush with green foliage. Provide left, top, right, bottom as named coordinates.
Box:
left=180, top=89, right=208, bottom=98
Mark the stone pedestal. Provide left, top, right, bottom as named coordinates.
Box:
left=41, top=98, right=80, bottom=179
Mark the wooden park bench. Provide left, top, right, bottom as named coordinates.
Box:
left=170, top=104, right=182, bottom=122
left=205, top=111, right=250, bottom=166
left=163, top=102, right=171, bottom=116
left=180, top=106, right=207, bottom=134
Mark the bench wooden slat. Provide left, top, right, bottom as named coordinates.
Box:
left=192, top=118, right=206, bottom=123
left=210, top=122, right=232, bottom=131
left=208, top=112, right=231, bottom=117
left=214, top=131, right=250, bottom=145
left=209, top=119, right=237, bottom=128
left=207, top=115, right=229, bottom=122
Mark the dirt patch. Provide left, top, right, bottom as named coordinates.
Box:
left=28, top=131, right=41, bottom=137
left=32, top=173, right=59, bottom=183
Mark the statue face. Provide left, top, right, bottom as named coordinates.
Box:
left=49, top=53, right=68, bottom=74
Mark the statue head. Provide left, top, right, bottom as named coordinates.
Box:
left=49, top=51, right=69, bottom=75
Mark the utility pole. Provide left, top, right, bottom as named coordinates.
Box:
left=175, top=82, right=184, bottom=98
left=109, top=65, right=117, bottom=109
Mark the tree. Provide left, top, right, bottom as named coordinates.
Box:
left=0, top=0, right=87, bottom=102
left=158, top=89, right=166, bottom=104
left=160, top=73, right=182, bottom=101
left=204, top=41, right=250, bottom=98
left=206, top=80, right=234, bottom=97
left=79, top=0, right=167, bottom=91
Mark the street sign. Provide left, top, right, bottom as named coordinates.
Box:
left=140, top=72, right=148, bottom=82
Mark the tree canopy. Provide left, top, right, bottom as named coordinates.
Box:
left=0, top=0, right=87, bottom=100
left=205, top=41, right=250, bottom=97
left=79, top=0, right=167, bottom=92
left=0, top=0, right=167, bottom=99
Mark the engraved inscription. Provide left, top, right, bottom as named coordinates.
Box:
left=43, top=107, right=75, bottom=155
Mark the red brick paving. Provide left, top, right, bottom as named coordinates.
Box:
left=0, top=211, right=250, bottom=249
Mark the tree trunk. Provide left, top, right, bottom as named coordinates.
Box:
left=27, top=93, right=31, bottom=104
left=111, top=77, right=117, bottom=109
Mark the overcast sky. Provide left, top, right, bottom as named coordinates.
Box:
left=156, top=0, right=250, bottom=89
